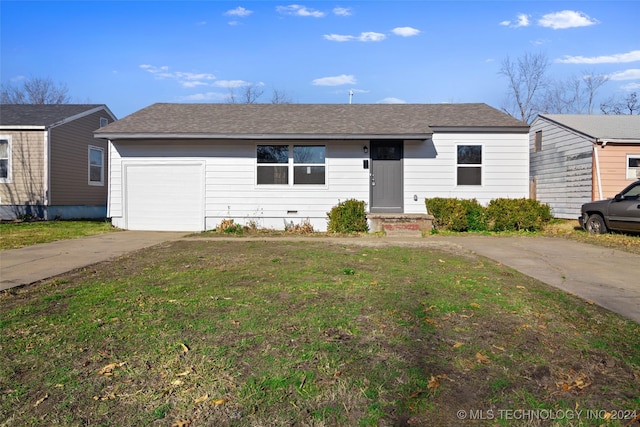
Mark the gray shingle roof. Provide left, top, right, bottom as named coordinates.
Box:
left=95, top=103, right=528, bottom=139
left=539, top=114, right=640, bottom=140
left=0, top=104, right=109, bottom=126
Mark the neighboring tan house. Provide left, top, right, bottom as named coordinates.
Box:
left=95, top=103, right=530, bottom=232
left=0, top=104, right=117, bottom=220
left=530, top=114, right=640, bottom=219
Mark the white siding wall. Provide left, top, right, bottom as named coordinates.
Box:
left=109, top=133, right=529, bottom=231
left=530, top=118, right=592, bottom=219
left=405, top=133, right=529, bottom=209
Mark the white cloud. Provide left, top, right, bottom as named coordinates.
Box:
left=312, top=74, right=356, bottom=86
left=225, top=6, right=253, bottom=17
left=392, top=27, right=420, bottom=37
left=556, top=50, right=640, bottom=64
left=538, top=10, right=598, bottom=29
left=213, top=80, right=252, bottom=88
left=500, top=13, right=530, bottom=28
left=377, top=97, right=406, bottom=104
left=622, top=82, right=640, bottom=91
left=333, top=7, right=352, bottom=16
left=608, top=69, right=640, bottom=81
left=324, top=31, right=386, bottom=42
left=179, top=92, right=227, bottom=102
left=276, top=5, right=325, bottom=18
left=140, top=64, right=216, bottom=88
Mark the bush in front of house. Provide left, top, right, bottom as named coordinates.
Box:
left=327, top=199, right=369, bottom=233
left=425, top=197, right=487, bottom=231
left=425, top=197, right=551, bottom=232
left=486, top=198, right=552, bottom=232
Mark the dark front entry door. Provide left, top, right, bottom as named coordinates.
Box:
left=370, top=140, right=403, bottom=213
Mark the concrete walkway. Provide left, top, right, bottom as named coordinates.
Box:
left=1, top=232, right=638, bottom=323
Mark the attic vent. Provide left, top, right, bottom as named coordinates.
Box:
left=100, top=117, right=109, bottom=128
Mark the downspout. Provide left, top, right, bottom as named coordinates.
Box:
left=44, top=128, right=50, bottom=219
left=592, top=140, right=602, bottom=200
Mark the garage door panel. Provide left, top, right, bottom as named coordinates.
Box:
left=125, top=163, right=204, bottom=231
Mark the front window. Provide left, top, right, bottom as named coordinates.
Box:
left=0, top=136, right=11, bottom=183
left=257, top=144, right=326, bottom=186
left=534, top=131, right=542, bottom=152
left=88, top=146, right=104, bottom=186
left=457, top=144, right=482, bottom=186
left=627, top=155, right=640, bottom=180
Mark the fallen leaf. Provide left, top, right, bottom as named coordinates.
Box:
left=475, top=352, right=490, bottom=364
left=438, top=259, right=445, bottom=263
left=171, top=420, right=192, bottom=427
left=470, top=303, right=481, bottom=308
left=97, top=362, right=125, bottom=376
left=211, top=399, right=226, bottom=406
left=33, top=394, right=48, bottom=407
left=176, top=370, right=191, bottom=377
left=179, top=343, right=190, bottom=354
left=171, top=379, right=184, bottom=386
left=194, top=394, right=209, bottom=404
left=453, top=342, right=464, bottom=348
left=516, top=285, right=526, bottom=290
left=427, top=375, right=440, bottom=390
left=492, top=344, right=505, bottom=351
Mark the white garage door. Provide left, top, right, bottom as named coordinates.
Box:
left=124, top=162, right=204, bottom=231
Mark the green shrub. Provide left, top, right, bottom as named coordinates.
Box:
left=425, top=198, right=486, bottom=231
left=327, top=199, right=369, bottom=233
left=486, top=198, right=552, bottom=232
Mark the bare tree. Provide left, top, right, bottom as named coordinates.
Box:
left=226, top=84, right=265, bottom=104
left=270, top=88, right=293, bottom=104
left=499, top=52, right=550, bottom=123
left=540, top=71, right=609, bottom=114
left=600, top=92, right=638, bottom=115
left=1, top=77, right=71, bottom=104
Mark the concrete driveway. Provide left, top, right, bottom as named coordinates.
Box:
left=1, top=232, right=638, bottom=323
left=0, top=231, right=186, bottom=291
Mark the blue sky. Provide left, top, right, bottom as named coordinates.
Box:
left=1, top=1, right=639, bottom=118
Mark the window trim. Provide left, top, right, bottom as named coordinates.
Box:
left=256, top=143, right=327, bottom=187
left=627, top=154, right=640, bottom=180
left=88, top=145, right=104, bottom=186
left=456, top=143, right=483, bottom=186
left=0, top=135, right=12, bottom=184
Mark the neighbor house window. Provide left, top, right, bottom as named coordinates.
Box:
left=257, top=144, right=326, bottom=186
left=0, top=136, right=11, bottom=183
left=99, top=117, right=109, bottom=128
left=534, top=131, right=542, bottom=152
left=457, top=144, right=482, bottom=186
left=627, top=155, right=640, bottom=180
left=88, top=146, right=104, bottom=186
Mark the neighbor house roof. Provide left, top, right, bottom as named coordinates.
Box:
left=538, top=114, right=640, bottom=143
left=0, top=104, right=115, bottom=128
left=95, top=103, right=529, bottom=140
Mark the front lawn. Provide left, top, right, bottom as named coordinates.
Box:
left=0, top=220, right=118, bottom=250
left=1, top=240, right=638, bottom=426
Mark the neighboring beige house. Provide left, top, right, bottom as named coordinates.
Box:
left=530, top=114, right=640, bottom=219
left=0, top=104, right=117, bottom=219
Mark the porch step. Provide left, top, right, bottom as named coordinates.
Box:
left=367, top=213, right=434, bottom=237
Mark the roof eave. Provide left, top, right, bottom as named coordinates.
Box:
left=0, top=125, right=47, bottom=130
left=430, top=126, right=529, bottom=133
left=95, top=133, right=435, bottom=140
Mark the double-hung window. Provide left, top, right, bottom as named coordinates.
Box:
left=456, top=144, right=482, bottom=186
left=0, top=136, right=11, bottom=183
left=88, top=146, right=104, bottom=186
left=257, top=144, right=326, bottom=186
left=627, top=155, right=640, bottom=180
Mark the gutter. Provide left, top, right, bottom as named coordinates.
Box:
left=95, top=133, right=435, bottom=140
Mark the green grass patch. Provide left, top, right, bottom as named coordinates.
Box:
left=0, top=219, right=118, bottom=250
left=1, top=241, right=638, bottom=426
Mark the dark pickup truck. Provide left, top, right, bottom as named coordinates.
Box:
left=579, top=180, right=640, bottom=234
